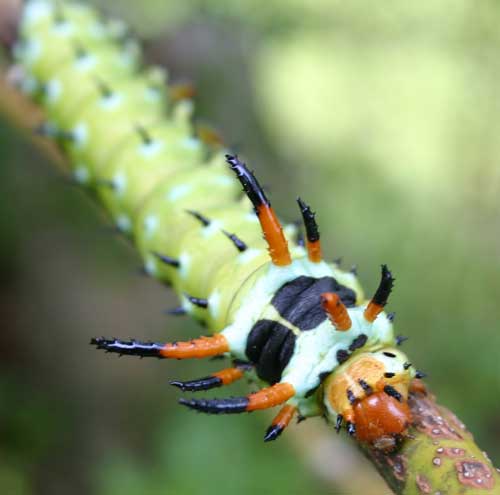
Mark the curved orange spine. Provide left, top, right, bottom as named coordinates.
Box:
left=306, top=239, right=322, bottom=263
left=212, top=367, right=244, bottom=385
left=160, top=334, right=229, bottom=359
left=246, top=382, right=295, bottom=411
left=257, top=205, right=292, bottom=266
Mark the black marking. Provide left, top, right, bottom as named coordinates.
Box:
left=72, top=42, right=87, bottom=59
left=222, top=230, right=247, bottom=252
left=346, top=421, right=356, bottom=436
left=179, top=396, right=249, bottom=414
left=388, top=312, right=396, bottom=322
left=271, top=276, right=356, bottom=332
left=336, top=349, right=350, bottom=364
left=166, top=306, right=187, bottom=316
left=415, top=370, right=427, bottom=379
left=90, top=337, right=164, bottom=358
left=226, top=154, right=269, bottom=211
left=170, top=375, right=222, bottom=392
left=245, top=320, right=296, bottom=384
left=384, top=385, right=402, bottom=402
left=333, top=257, right=342, bottom=266
left=403, top=362, right=412, bottom=370
left=264, top=424, right=284, bottom=442
left=349, top=334, right=368, bottom=352
left=186, top=210, right=210, bottom=227
left=335, top=414, right=343, bottom=433
left=94, top=77, right=113, bottom=99
left=152, top=251, right=180, bottom=268
left=233, top=359, right=253, bottom=371
left=372, top=264, right=395, bottom=307
left=296, top=197, right=320, bottom=243
left=383, top=351, right=396, bottom=358
left=358, top=379, right=373, bottom=395
left=384, top=372, right=396, bottom=378
left=347, top=389, right=357, bottom=405
left=350, top=264, right=358, bottom=276
left=395, top=335, right=408, bottom=346
left=185, top=294, right=208, bottom=309
left=135, top=124, right=153, bottom=145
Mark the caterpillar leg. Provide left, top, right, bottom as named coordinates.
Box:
left=179, top=382, right=295, bottom=414
left=90, top=334, right=229, bottom=359
left=170, top=363, right=251, bottom=392
left=264, top=404, right=297, bottom=442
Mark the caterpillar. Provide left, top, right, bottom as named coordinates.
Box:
left=12, top=0, right=426, bottom=450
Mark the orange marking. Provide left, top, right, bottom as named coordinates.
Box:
left=212, top=367, right=244, bottom=385
left=306, top=239, right=322, bottom=263
left=353, top=392, right=411, bottom=443
left=160, top=334, right=229, bottom=359
left=169, top=82, right=196, bottom=101
left=247, top=382, right=295, bottom=411
left=321, top=292, right=352, bottom=331
left=271, top=404, right=296, bottom=428
left=364, top=301, right=383, bottom=323
left=197, top=124, right=224, bottom=147
left=257, top=205, right=292, bottom=266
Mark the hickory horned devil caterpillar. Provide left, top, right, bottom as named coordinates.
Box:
left=13, top=0, right=427, bottom=450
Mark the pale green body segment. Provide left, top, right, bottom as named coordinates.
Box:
left=17, top=0, right=409, bottom=420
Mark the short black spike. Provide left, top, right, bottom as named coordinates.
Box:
left=415, top=370, right=427, bottom=379
left=403, top=362, right=412, bottom=370
left=152, top=251, right=180, bottom=268
left=335, top=414, right=343, bottom=433
left=186, top=210, right=211, bottom=227
left=179, top=396, right=249, bottom=414
left=395, top=334, right=408, bottom=346
left=346, top=388, right=356, bottom=405
left=264, top=424, right=284, bottom=442
left=222, top=230, right=247, bottom=252
left=135, top=124, right=153, bottom=145
left=372, top=264, right=395, bottom=307
left=170, top=375, right=223, bottom=392
left=358, top=379, right=373, bottom=395
left=384, top=372, right=396, bottom=378
left=388, top=312, right=396, bottom=322
left=185, top=294, right=208, bottom=309
left=350, top=264, right=358, bottom=276
left=346, top=421, right=356, bottom=436
left=333, top=257, right=342, bottom=266
left=166, top=306, right=187, bottom=316
left=296, top=197, right=320, bottom=243
left=383, top=385, right=402, bottom=402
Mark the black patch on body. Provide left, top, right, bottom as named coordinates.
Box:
left=245, top=276, right=357, bottom=385
left=349, top=334, right=367, bottom=351
left=271, top=276, right=356, bottom=331
left=246, top=319, right=296, bottom=384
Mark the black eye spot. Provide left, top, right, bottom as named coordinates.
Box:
left=336, top=349, right=350, bottom=364
left=348, top=334, right=367, bottom=352
left=384, top=372, right=395, bottom=378
left=383, top=351, right=396, bottom=358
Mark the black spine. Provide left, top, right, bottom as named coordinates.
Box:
left=222, top=230, right=247, bottom=252
left=186, top=210, right=211, bottom=227
left=372, top=264, right=395, bottom=307
left=383, top=385, right=402, bottom=402
left=296, top=197, right=320, bottom=243
left=185, top=294, right=208, bottom=309
left=264, top=424, right=284, bottom=442
left=152, top=251, right=180, bottom=268
left=178, top=396, right=249, bottom=414
left=226, top=154, right=269, bottom=210
left=90, top=337, right=164, bottom=358
left=170, top=376, right=223, bottom=392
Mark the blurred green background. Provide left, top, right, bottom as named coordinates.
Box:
left=1, top=1, right=500, bottom=494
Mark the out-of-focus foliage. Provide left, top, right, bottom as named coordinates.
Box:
left=1, top=1, right=499, bottom=494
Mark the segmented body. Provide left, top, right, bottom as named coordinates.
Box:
left=14, top=0, right=422, bottom=445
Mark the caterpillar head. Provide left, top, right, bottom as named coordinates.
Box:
left=322, top=348, right=416, bottom=450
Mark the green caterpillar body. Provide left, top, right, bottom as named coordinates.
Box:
left=14, top=0, right=420, bottom=446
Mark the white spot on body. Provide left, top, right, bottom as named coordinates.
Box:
left=143, top=215, right=159, bottom=238
left=72, top=123, right=88, bottom=149
left=52, top=21, right=74, bottom=37
left=116, top=214, right=131, bottom=232
left=208, top=290, right=221, bottom=319
left=144, top=258, right=157, bottom=276
left=179, top=252, right=191, bottom=279
left=113, top=172, right=127, bottom=196
left=45, top=79, right=62, bottom=103
left=23, top=0, right=51, bottom=26
left=202, top=220, right=223, bottom=238
left=167, top=184, right=192, bottom=201
left=73, top=164, right=90, bottom=184
left=237, top=248, right=262, bottom=265
left=74, top=54, right=97, bottom=72
left=99, top=93, right=123, bottom=111
left=181, top=137, right=201, bottom=150
left=139, top=140, right=163, bottom=158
